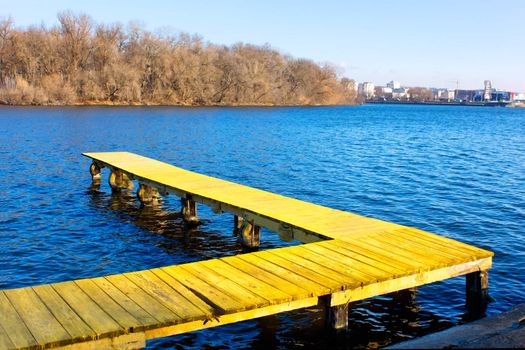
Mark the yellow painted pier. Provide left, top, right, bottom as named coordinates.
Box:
left=0, top=152, right=493, bottom=349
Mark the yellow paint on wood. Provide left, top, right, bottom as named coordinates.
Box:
left=4, top=287, right=70, bottom=347
left=32, top=284, right=95, bottom=341
left=0, top=292, right=37, bottom=349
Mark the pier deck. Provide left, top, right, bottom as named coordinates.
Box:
left=0, top=152, right=493, bottom=349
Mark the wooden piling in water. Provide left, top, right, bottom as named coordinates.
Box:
left=238, top=219, right=261, bottom=249
left=89, top=161, right=101, bottom=185
left=466, top=270, right=489, bottom=312
left=109, top=169, right=133, bottom=192
left=181, top=195, right=199, bottom=226
left=137, top=183, right=160, bottom=206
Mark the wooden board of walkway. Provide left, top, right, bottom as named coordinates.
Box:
left=0, top=152, right=493, bottom=349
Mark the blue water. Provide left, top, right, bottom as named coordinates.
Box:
left=0, top=104, right=524, bottom=349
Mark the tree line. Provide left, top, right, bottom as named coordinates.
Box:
left=0, top=13, right=357, bottom=106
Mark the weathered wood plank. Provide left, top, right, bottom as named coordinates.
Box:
left=161, top=265, right=245, bottom=313
left=51, top=281, right=123, bottom=338
left=179, top=263, right=269, bottom=308
left=149, top=268, right=215, bottom=316
left=32, top=284, right=95, bottom=341
left=291, top=245, right=379, bottom=282
left=201, top=259, right=292, bottom=303
left=124, top=270, right=207, bottom=321
left=318, top=240, right=408, bottom=275
left=4, top=287, right=70, bottom=347
left=0, top=323, right=15, bottom=350
left=91, top=277, right=159, bottom=329
left=0, top=291, right=37, bottom=349
left=264, top=249, right=361, bottom=289
left=221, top=255, right=312, bottom=299
left=330, top=257, right=492, bottom=306
left=301, top=243, right=396, bottom=279
left=238, top=253, right=331, bottom=295
left=254, top=250, right=343, bottom=292
left=74, top=279, right=141, bottom=331
left=144, top=297, right=319, bottom=340
left=103, top=275, right=179, bottom=325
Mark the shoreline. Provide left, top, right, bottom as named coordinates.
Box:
left=0, top=100, right=359, bottom=108
left=366, top=100, right=523, bottom=107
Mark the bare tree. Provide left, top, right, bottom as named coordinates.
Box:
left=0, top=13, right=358, bottom=106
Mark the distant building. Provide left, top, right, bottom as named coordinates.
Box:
left=491, top=90, right=510, bottom=102
left=392, top=87, right=409, bottom=100
left=433, top=88, right=455, bottom=101
left=512, top=92, right=525, bottom=102
left=455, top=89, right=479, bottom=102
left=381, top=87, right=393, bottom=94
left=358, top=82, right=375, bottom=99
left=387, top=81, right=401, bottom=89
left=483, top=80, right=492, bottom=101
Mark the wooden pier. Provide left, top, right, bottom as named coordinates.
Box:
left=0, top=152, right=493, bottom=349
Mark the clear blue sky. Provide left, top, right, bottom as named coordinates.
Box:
left=2, top=0, right=524, bottom=91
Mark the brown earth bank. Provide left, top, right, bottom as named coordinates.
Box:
left=0, top=12, right=358, bottom=107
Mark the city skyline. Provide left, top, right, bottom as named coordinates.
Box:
left=1, top=0, right=524, bottom=91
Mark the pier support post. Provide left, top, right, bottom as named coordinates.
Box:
left=137, top=184, right=161, bottom=206
left=233, top=215, right=244, bottom=236
left=181, top=195, right=199, bottom=226
left=321, top=295, right=349, bottom=332
left=90, top=161, right=102, bottom=185
left=109, top=169, right=133, bottom=192
left=238, top=219, right=260, bottom=250
left=466, top=270, right=489, bottom=313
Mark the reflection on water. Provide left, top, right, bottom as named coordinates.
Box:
left=1, top=105, right=524, bottom=348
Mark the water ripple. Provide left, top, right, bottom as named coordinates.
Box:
left=0, top=104, right=524, bottom=349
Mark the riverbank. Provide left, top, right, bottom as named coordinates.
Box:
left=386, top=303, right=525, bottom=349
left=366, top=100, right=516, bottom=107
left=0, top=100, right=358, bottom=107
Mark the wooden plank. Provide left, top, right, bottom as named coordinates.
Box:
left=294, top=244, right=389, bottom=282
left=374, top=233, right=465, bottom=264
left=4, top=287, right=70, bottom=347
left=103, top=275, right=179, bottom=325
left=200, top=259, right=293, bottom=303
left=292, top=245, right=381, bottom=282
left=238, top=253, right=330, bottom=296
left=327, top=239, right=426, bottom=272
left=179, top=263, right=269, bottom=308
left=145, top=297, right=319, bottom=340
left=317, top=240, right=408, bottom=275
left=399, top=228, right=493, bottom=258
left=91, top=277, right=159, bottom=328
left=253, top=250, right=343, bottom=292
left=74, top=279, right=142, bottom=331
left=358, top=235, right=453, bottom=268
left=161, top=265, right=245, bottom=313
left=0, top=323, right=15, bottom=350
left=221, top=255, right=312, bottom=299
left=330, top=257, right=492, bottom=306
left=51, top=281, right=123, bottom=338
left=263, top=249, right=362, bottom=289
left=149, top=268, right=215, bottom=316
left=32, top=284, right=95, bottom=342
left=388, top=229, right=474, bottom=260
left=0, top=292, right=36, bottom=349
left=124, top=270, right=207, bottom=322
